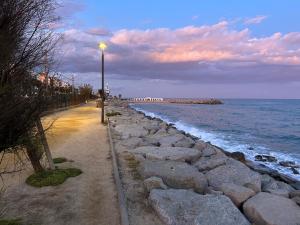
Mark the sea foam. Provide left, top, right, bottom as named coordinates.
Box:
left=131, top=104, right=300, bottom=181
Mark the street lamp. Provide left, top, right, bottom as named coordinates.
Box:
left=99, top=42, right=107, bottom=124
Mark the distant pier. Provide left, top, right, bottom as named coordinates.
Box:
left=130, top=97, right=223, bottom=105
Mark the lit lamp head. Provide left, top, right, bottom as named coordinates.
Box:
left=99, top=42, right=107, bottom=52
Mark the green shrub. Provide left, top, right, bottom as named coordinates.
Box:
left=0, top=219, right=22, bottom=225
left=106, top=111, right=122, bottom=117
left=53, top=157, right=67, bottom=164
left=26, top=168, right=82, bottom=187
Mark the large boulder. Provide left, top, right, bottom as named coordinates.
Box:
left=138, top=160, right=207, bottom=193
left=206, top=159, right=261, bottom=192
left=201, top=145, right=223, bottom=157
left=193, top=153, right=228, bottom=172
left=261, top=174, right=295, bottom=198
left=116, top=137, right=149, bottom=149
left=114, top=124, right=149, bottom=139
left=143, top=177, right=167, bottom=192
left=132, top=146, right=201, bottom=163
left=219, top=183, right=255, bottom=207
left=243, top=192, right=300, bottom=225
left=149, top=189, right=250, bottom=225
left=290, top=190, right=300, bottom=198
left=147, top=134, right=195, bottom=148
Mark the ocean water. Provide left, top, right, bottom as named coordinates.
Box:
left=131, top=99, right=300, bottom=181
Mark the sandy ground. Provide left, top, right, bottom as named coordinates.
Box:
left=0, top=102, right=121, bottom=225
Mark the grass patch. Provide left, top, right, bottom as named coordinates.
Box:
left=26, top=168, right=82, bottom=187
left=124, top=154, right=142, bottom=180
left=53, top=157, right=68, bottom=164
left=106, top=111, right=122, bottom=117
left=0, top=219, right=22, bottom=225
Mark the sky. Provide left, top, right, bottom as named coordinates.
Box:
left=54, top=0, right=300, bottom=98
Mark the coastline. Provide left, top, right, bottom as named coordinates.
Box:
left=130, top=102, right=300, bottom=185
left=107, top=100, right=300, bottom=225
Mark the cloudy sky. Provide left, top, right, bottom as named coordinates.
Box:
left=55, top=0, right=300, bottom=98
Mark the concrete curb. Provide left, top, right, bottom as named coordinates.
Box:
left=107, top=118, right=130, bottom=225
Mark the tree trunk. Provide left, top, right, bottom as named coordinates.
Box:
left=26, top=141, right=44, bottom=173
left=36, top=118, right=55, bottom=170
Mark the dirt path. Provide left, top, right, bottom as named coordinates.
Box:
left=0, top=102, right=121, bottom=225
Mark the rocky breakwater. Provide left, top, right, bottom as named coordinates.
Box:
left=108, top=104, right=300, bottom=225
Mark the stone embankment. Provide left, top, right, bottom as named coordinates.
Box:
left=107, top=102, right=300, bottom=225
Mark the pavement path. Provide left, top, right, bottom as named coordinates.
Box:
left=0, top=102, right=121, bottom=225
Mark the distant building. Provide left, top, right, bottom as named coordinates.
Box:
left=105, top=83, right=110, bottom=96
left=133, top=97, right=164, bottom=102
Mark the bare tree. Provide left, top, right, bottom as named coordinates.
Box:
left=0, top=0, right=59, bottom=172
left=79, top=84, right=93, bottom=102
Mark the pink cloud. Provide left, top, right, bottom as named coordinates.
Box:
left=57, top=21, right=300, bottom=85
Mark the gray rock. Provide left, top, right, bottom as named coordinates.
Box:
left=118, top=137, right=148, bottom=149
left=243, top=192, right=300, bottom=225
left=114, top=124, right=149, bottom=139
left=206, top=159, right=261, bottom=193
left=193, top=153, right=228, bottom=172
left=206, top=186, right=223, bottom=195
left=261, top=174, right=295, bottom=198
left=291, top=181, right=300, bottom=190
left=139, top=160, right=207, bottom=193
left=290, top=190, right=300, bottom=198
left=193, top=141, right=207, bottom=151
left=147, top=133, right=195, bottom=148
left=201, top=145, right=223, bottom=157
left=143, top=177, right=167, bottom=192
left=159, top=134, right=188, bottom=147
left=149, top=189, right=250, bottom=225
left=219, top=183, right=255, bottom=207
left=291, top=196, right=300, bottom=206
left=133, top=146, right=201, bottom=163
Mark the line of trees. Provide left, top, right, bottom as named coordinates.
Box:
left=0, top=0, right=62, bottom=174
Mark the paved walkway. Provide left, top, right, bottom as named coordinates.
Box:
left=0, top=102, right=120, bottom=225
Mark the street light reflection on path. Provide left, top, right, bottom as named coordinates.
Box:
left=99, top=42, right=107, bottom=124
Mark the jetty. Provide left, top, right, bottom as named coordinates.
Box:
left=130, top=97, right=223, bottom=104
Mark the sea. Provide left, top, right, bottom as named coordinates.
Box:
left=130, top=99, right=300, bottom=181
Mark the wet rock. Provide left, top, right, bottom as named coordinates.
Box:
left=219, top=183, right=255, bottom=207
left=132, top=146, right=201, bottom=163
left=149, top=189, right=250, bottom=225
left=291, top=167, right=299, bottom=174
left=255, top=154, right=277, bottom=162
left=143, top=177, right=167, bottom=192
left=230, top=151, right=246, bottom=163
left=193, top=153, right=228, bottom=172
left=243, top=192, right=300, bottom=225
left=139, top=160, right=207, bottom=193
left=206, top=159, right=261, bottom=193
left=290, top=181, right=300, bottom=190
left=248, top=147, right=254, bottom=150
left=245, top=161, right=278, bottom=175
left=279, top=161, right=299, bottom=168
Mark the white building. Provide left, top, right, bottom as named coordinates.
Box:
left=133, top=97, right=164, bottom=102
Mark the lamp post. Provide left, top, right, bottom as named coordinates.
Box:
left=99, top=42, right=107, bottom=124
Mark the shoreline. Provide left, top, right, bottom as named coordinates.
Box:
left=129, top=103, right=300, bottom=186
left=107, top=101, right=300, bottom=224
